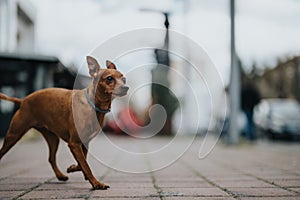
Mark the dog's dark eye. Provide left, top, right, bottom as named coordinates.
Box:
left=106, top=76, right=114, bottom=82
left=122, top=77, right=126, bottom=84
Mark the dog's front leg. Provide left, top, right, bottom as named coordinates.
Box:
left=68, top=141, right=109, bottom=190
left=67, top=144, right=88, bottom=174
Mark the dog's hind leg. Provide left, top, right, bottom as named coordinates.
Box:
left=0, top=110, right=31, bottom=160
left=38, top=128, right=68, bottom=181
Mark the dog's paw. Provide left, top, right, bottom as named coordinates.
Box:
left=57, top=175, right=69, bottom=181
left=67, top=164, right=81, bottom=173
left=92, top=182, right=110, bottom=190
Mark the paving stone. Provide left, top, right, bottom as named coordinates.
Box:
left=0, top=177, right=45, bottom=184
left=0, top=136, right=300, bottom=199
left=160, top=187, right=229, bottom=197
left=227, top=187, right=296, bottom=197
left=207, top=175, right=257, bottom=181
left=239, top=197, right=300, bottom=200
left=270, top=179, right=300, bottom=187
left=23, top=199, right=86, bottom=200
left=19, top=189, right=90, bottom=199
left=165, top=197, right=235, bottom=200
left=289, top=187, right=300, bottom=193
left=0, top=190, right=25, bottom=199
left=36, top=181, right=91, bottom=190
left=155, top=177, right=202, bottom=182
left=0, top=183, right=38, bottom=191
left=104, top=175, right=152, bottom=182
left=213, top=180, right=275, bottom=188
left=255, top=174, right=300, bottom=180
left=108, top=182, right=154, bottom=188
left=90, top=188, right=157, bottom=198
left=91, top=198, right=159, bottom=200
left=156, top=180, right=213, bottom=188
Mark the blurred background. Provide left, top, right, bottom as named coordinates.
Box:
left=0, top=0, right=300, bottom=144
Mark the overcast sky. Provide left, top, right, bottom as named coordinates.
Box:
left=31, top=0, right=300, bottom=83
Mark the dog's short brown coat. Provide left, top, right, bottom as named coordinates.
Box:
left=0, top=56, right=128, bottom=190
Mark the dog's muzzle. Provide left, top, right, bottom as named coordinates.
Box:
left=121, top=86, right=129, bottom=94
left=114, top=86, right=129, bottom=97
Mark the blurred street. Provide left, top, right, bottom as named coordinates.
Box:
left=1, top=0, right=300, bottom=199
left=0, top=134, right=300, bottom=200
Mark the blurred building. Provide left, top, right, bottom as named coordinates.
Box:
left=0, top=0, right=79, bottom=137
left=0, top=0, right=36, bottom=53
left=243, top=56, right=300, bottom=102
left=0, top=53, right=74, bottom=137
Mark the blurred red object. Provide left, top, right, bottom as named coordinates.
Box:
left=103, top=107, right=142, bottom=136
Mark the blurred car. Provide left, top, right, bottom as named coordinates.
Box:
left=253, top=99, right=300, bottom=139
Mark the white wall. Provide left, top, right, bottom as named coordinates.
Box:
left=0, top=0, right=36, bottom=53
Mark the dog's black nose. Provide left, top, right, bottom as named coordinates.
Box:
left=122, top=86, right=129, bottom=93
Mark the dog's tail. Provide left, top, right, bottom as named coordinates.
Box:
left=0, top=93, right=22, bottom=105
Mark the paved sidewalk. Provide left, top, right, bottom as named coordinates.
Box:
left=0, top=133, right=300, bottom=200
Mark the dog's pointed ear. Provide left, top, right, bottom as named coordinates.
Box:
left=106, top=60, right=117, bottom=69
left=87, top=56, right=100, bottom=78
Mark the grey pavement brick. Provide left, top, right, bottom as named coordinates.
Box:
left=19, top=189, right=90, bottom=199
left=239, top=197, right=300, bottom=200
left=160, top=187, right=229, bottom=197
left=0, top=177, right=46, bottom=184
left=20, top=199, right=86, bottom=200
left=154, top=176, right=202, bottom=182
left=260, top=174, right=300, bottom=180
left=104, top=175, right=152, bottom=182
left=90, top=188, right=157, bottom=198
left=206, top=175, right=258, bottom=181
left=270, top=179, right=300, bottom=187
left=213, top=180, right=275, bottom=188
left=0, top=183, right=39, bottom=191
left=36, top=181, right=92, bottom=190
left=227, top=187, right=296, bottom=197
left=289, top=187, right=300, bottom=193
left=91, top=198, right=160, bottom=200
left=0, top=136, right=300, bottom=199
left=156, top=180, right=213, bottom=188
left=165, top=197, right=235, bottom=200
left=0, top=191, right=25, bottom=200
left=107, top=182, right=155, bottom=188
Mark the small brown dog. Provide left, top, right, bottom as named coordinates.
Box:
left=0, top=56, right=128, bottom=190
